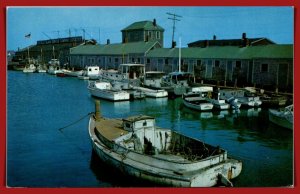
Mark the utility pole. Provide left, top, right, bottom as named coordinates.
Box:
left=167, top=12, right=182, bottom=48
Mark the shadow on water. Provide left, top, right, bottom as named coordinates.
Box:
left=89, top=150, right=164, bottom=187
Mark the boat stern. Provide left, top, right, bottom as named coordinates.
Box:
left=190, top=158, right=242, bottom=187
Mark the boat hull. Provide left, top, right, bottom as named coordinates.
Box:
left=63, top=70, right=84, bottom=77
left=183, top=99, right=214, bottom=111
left=88, top=86, right=130, bottom=101
left=269, top=109, right=293, bottom=130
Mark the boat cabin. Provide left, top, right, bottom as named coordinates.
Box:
left=48, top=59, right=60, bottom=66
left=143, top=71, right=166, bottom=88
left=86, top=66, right=100, bottom=76
left=118, top=64, right=145, bottom=80
left=162, top=72, right=192, bottom=87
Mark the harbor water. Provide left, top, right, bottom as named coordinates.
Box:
left=7, top=71, right=293, bottom=187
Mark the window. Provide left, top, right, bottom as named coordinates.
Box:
left=108, top=57, right=111, bottom=63
left=261, top=63, right=268, bottom=72
left=156, top=31, right=160, bottom=39
left=148, top=31, right=152, bottom=38
left=165, top=58, right=169, bottom=65
left=197, top=60, right=201, bottom=66
left=215, top=60, right=220, bottom=67
left=236, top=61, right=241, bottom=69
left=115, top=58, right=119, bottom=63
left=146, top=58, right=150, bottom=64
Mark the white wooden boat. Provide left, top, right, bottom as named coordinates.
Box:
left=100, top=64, right=145, bottom=89
left=62, top=69, right=84, bottom=77
left=133, top=86, right=168, bottom=98
left=219, top=89, right=262, bottom=107
left=160, top=72, right=192, bottom=96
left=190, top=87, right=230, bottom=110
left=36, top=64, right=47, bottom=73
left=89, top=100, right=242, bottom=187
left=47, top=65, right=63, bottom=75
left=23, top=64, right=36, bottom=73
left=143, top=71, right=166, bottom=89
left=87, top=81, right=130, bottom=101
left=209, top=98, right=230, bottom=110
left=269, top=105, right=293, bottom=130
left=259, top=94, right=287, bottom=107
left=182, top=90, right=214, bottom=111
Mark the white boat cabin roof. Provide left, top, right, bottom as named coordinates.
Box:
left=122, top=115, right=155, bottom=123
left=145, top=71, right=165, bottom=74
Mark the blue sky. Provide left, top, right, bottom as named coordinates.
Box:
left=7, top=6, right=294, bottom=50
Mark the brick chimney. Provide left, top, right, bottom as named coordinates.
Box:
left=241, top=33, right=249, bottom=47
left=153, top=19, right=157, bottom=26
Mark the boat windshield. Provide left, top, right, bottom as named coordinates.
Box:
left=145, top=72, right=165, bottom=79
left=172, top=73, right=191, bottom=81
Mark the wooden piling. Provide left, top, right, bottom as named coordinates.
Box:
left=95, top=99, right=101, bottom=120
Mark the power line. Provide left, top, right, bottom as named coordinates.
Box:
left=167, top=12, right=182, bottom=47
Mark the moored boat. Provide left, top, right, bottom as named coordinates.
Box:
left=88, top=81, right=130, bottom=101
left=182, top=88, right=214, bottom=111
left=100, top=64, right=145, bottom=89
left=160, top=72, right=192, bottom=97
left=62, top=69, right=84, bottom=77
left=133, top=86, right=168, bottom=98
left=219, top=89, right=262, bottom=108
left=23, top=64, right=36, bottom=73
left=260, top=94, right=287, bottom=107
left=269, top=105, right=293, bottom=130
left=89, top=100, right=242, bottom=187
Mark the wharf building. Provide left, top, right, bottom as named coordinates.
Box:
left=69, top=19, right=293, bottom=92
left=12, top=36, right=84, bottom=66
left=12, top=19, right=293, bottom=93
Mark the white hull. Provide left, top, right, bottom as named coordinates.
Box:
left=88, top=82, right=130, bottom=101
left=37, top=69, right=46, bottom=73
left=63, top=70, right=83, bottom=77
left=48, top=69, right=63, bottom=75
left=134, top=87, right=168, bottom=98
left=183, top=97, right=214, bottom=111
left=78, top=76, right=89, bottom=80
left=23, top=69, right=35, bottom=73
left=269, top=107, right=293, bottom=130
left=23, top=64, right=36, bottom=73
left=209, top=99, right=230, bottom=110
left=89, top=116, right=242, bottom=187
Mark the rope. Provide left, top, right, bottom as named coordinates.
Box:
left=58, top=112, right=94, bottom=132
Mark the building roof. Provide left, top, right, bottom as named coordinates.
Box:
left=121, top=20, right=164, bottom=32
left=188, top=38, right=275, bottom=47
left=70, top=41, right=161, bottom=55
left=146, top=44, right=293, bottom=59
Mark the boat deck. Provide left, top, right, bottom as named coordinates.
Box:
left=95, top=118, right=128, bottom=141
